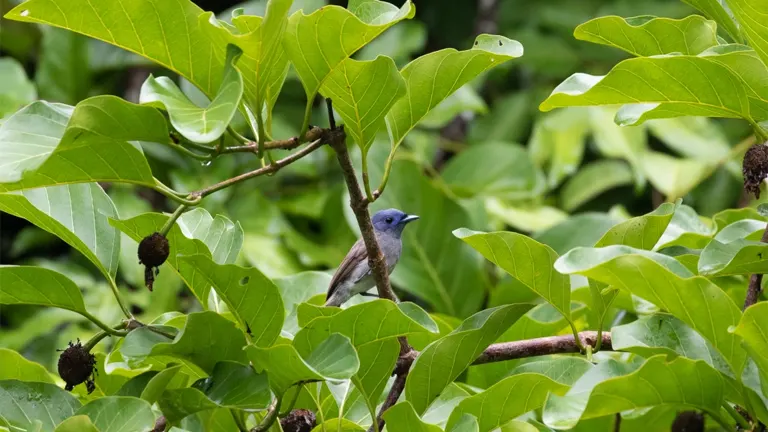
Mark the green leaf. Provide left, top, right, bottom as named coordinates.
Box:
left=140, top=44, right=243, bottom=144
left=294, top=300, right=437, bottom=413
left=370, top=159, right=489, bottom=317
left=510, top=357, right=594, bottom=386
left=0, top=58, right=36, bottom=117
left=405, top=304, right=532, bottom=414
left=76, top=396, right=155, bottom=432
left=121, top=311, right=248, bottom=374
left=110, top=212, right=214, bottom=307
left=283, top=1, right=415, bottom=114
left=54, top=416, right=99, bottom=432
left=446, top=373, right=569, bottom=431
left=177, top=208, right=243, bottom=265
left=595, top=201, right=678, bottom=249
left=0, top=265, right=88, bottom=314
left=587, top=106, right=647, bottom=188
left=321, top=56, right=406, bottom=152
left=450, top=415, right=480, bottom=432
left=486, top=200, right=568, bottom=233
left=726, top=0, right=768, bottom=66
left=574, top=15, right=719, bottom=56
left=454, top=229, right=571, bottom=320
left=387, top=34, right=522, bottom=149
left=420, top=85, right=487, bottom=128
left=555, top=248, right=746, bottom=373
left=612, top=314, right=734, bottom=378
left=560, top=160, right=634, bottom=211
left=539, top=56, right=752, bottom=127
left=698, top=225, right=768, bottom=275
left=140, top=365, right=182, bottom=404
left=382, top=402, right=442, bottom=432
left=274, top=271, right=330, bottom=337
left=246, top=333, right=360, bottom=394
left=158, top=361, right=270, bottom=423
left=0, top=96, right=165, bottom=192
left=647, top=117, right=737, bottom=174
left=733, top=303, right=768, bottom=379
left=528, top=108, right=590, bottom=189
left=6, top=0, right=227, bottom=97
left=0, top=380, right=81, bottom=432
left=0, top=349, right=54, bottom=383
left=681, top=0, right=742, bottom=42
left=442, top=142, right=544, bottom=200
left=201, top=0, right=292, bottom=128
left=656, top=204, right=715, bottom=249
left=542, top=356, right=725, bottom=429
left=36, top=27, right=90, bottom=105
left=179, top=254, right=284, bottom=347
left=0, top=183, right=120, bottom=280
left=533, top=213, right=620, bottom=255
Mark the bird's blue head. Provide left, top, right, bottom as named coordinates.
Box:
left=372, top=208, right=419, bottom=237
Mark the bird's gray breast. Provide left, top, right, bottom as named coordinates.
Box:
left=376, top=231, right=403, bottom=272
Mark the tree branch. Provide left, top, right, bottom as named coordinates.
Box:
left=369, top=331, right=612, bottom=432
left=221, top=127, right=325, bottom=153
left=745, top=225, right=768, bottom=310
left=189, top=137, right=326, bottom=199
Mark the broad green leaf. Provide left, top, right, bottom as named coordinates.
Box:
left=201, top=0, right=292, bottom=129
left=510, top=357, right=594, bottom=386
left=574, top=15, right=719, bottom=56
left=700, top=45, right=768, bottom=118
left=177, top=208, right=243, bottom=265
left=76, top=396, right=155, bottom=432
left=382, top=402, right=442, bottom=432
left=450, top=415, right=480, bottom=432
left=0, top=96, right=165, bottom=192
left=36, top=27, right=90, bottom=105
left=0, top=349, right=54, bottom=383
left=442, top=142, right=544, bottom=200
left=386, top=34, right=522, bottom=149
left=0, top=58, right=36, bottom=117
left=0, top=265, right=88, bottom=314
left=446, top=373, right=569, bottom=432
left=283, top=1, right=415, bottom=115
left=0, top=380, right=81, bottom=432
left=715, top=219, right=765, bottom=242
left=682, top=0, right=741, bottom=42
left=320, top=56, right=406, bottom=151
left=533, top=213, right=620, bottom=255
left=713, top=207, right=765, bottom=231
left=140, top=44, right=243, bottom=144
left=0, top=183, right=120, bottom=280
left=539, top=56, right=752, bottom=127
left=158, top=361, right=270, bottom=423
left=311, top=419, right=365, bottom=432
left=406, top=304, right=532, bottom=414
left=656, top=204, right=715, bottom=249
left=0, top=101, right=72, bottom=184
left=542, top=356, right=724, bottom=429
left=733, top=303, right=768, bottom=378
left=369, top=159, right=489, bottom=317
left=422, top=384, right=472, bottom=429
left=110, top=212, right=214, bottom=307
left=726, top=0, right=768, bottom=66
left=275, top=271, right=330, bottom=337
left=560, top=160, right=633, bottom=211
left=6, top=0, right=226, bottom=97
left=179, top=254, right=284, bottom=347
left=555, top=248, right=746, bottom=373
left=246, top=333, right=359, bottom=394
left=698, top=218, right=768, bottom=274
left=639, top=152, right=709, bottom=200
left=495, top=420, right=538, bottom=432
left=595, top=199, right=678, bottom=250
left=54, top=416, right=99, bottom=432
left=454, top=229, right=571, bottom=320
left=121, top=311, right=247, bottom=374
left=141, top=365, right=182, bottom=404
left=294, top=300, right=437, bottom=413
left=420, top=84, right=487, bottom=128
left=647, top=116, right=737, bottom=174
left=528, top=108, right=590, bottom=188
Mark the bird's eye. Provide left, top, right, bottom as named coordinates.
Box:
left=385, top=217, right=394, bottom=224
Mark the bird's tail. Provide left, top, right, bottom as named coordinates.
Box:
left=324, top=291, right=344, bottom=307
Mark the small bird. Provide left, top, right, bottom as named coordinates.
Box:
left=325, top=208, right=419, bottom=307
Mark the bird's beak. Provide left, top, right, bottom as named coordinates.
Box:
left=402, top=215, right=420, bottom=224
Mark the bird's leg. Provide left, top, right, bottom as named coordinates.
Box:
left=359, top=292, right=380, bottom=298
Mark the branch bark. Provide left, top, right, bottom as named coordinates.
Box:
left=745, top=225, right=768, bottom=310
left=368, top=331, right=612, bottom=432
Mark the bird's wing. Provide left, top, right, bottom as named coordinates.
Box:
left=327, top=239, right=368, bottom=300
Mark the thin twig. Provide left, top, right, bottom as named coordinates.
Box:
left=370, top=332, right=612, bottom=431
left=220, top=127, right=325, bottom=153
left=745, top=225, right=768, bottom=310
left=251, top=395, right=281, bottom=432
left=189, top=138, right=326, bottom=199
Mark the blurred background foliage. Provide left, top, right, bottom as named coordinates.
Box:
left=0, top=0, right=759, bottom=371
